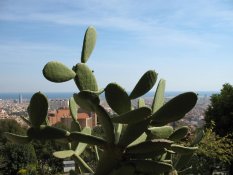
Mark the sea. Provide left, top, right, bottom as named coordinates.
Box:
left=0, top=91, right=218, bottom=100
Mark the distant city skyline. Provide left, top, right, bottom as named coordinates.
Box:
left=0, top=0, right=233, bottom=92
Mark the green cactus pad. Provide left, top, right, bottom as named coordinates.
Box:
left=95, top=105, right=115, bottom=143
left=126, top=139, right=173, bottom=154
left=69, top=97, right=78, bottom=121
left=128, top=132, right=147, bottom=147
left=191, top=128, right=204, bottom=146
left=69, top=131, right=107, bottom=147
left=148, top=126, right=173, bottom=139
left=152, top=79, right=166, bottom=113
left=28, top=92, right=48, bottom=127
left=105, top=83, right=131, bottom=115
left=114, top=123, right=123, bottom=144
left=125, top=149, right=166, bottom=159
left=43, top=61, right=76, bottom=82
left=75, top=127, right=91, bottom=155
left=73, top=90, right=100, bottom=112
left=118, top=119, right=150, bottom=147
left=109, top=165, right=135, bottom=175
left=4, top=132, right=32, bottom=144
left=138, top=98, right=146, bottom=108
left=20, top=116, right=32, bottom=126
left=73, top=154, right=94, bottom=173
left=111, top=107, right=151, bottom=124
left=174, top=154, right=193, bottom=170
left=171, top=144, right=198, bottom=155
left=127, top=160, right=173, bottom=174
left=81, top=26, right=97, bottom=63
left=151, top=92, right=198, bottom=126
left=53, top=150, right=75, bottom=159
left=169, top=126, right=189, bottom=141
left=27, top=125, right=70, bottom=140
left=73, top=63, right=98, bottom=91
left=129, top=70, right=158, bottom=99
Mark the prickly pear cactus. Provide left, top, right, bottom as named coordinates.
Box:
left=4, top=26, right=204, bottom=175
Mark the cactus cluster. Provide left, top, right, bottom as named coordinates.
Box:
left=4, top=26, right=204, bottom=175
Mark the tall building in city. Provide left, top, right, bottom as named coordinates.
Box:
left=19, top=93, right=23, bottom=104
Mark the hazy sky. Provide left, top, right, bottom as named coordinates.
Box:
left=0, top=0, right=233, bottom=92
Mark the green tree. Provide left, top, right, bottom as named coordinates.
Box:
left=205, top=83, right=233, bottom=136
left=204, top=83, right=233, bottom=174
left=0, top=119, right=37, bottom=175
left=2, top=143, right=37, bottom=175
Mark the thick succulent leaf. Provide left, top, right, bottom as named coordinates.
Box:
left=126, top=160, right=173, bottom=174
left=151, top=92, right=198, bottom=126
left=118, top=119, right=150, bottom=147
left=27, top=125, right=70, bottom=140
left=148, top=126, right=173, bottom=139
left=174, top=154, right=193, bottom=170
left=28, top=92, right=48, bottom=127
left=69, top=131, right=107, bottom=147
left=171, top=144, right=198, bottom=155
left=75, top=127, right=91, bottom=155
left=73, top=153, right=94, bottom=173
left=81, top=26, right=97, bottom=63
left=108, top=165, right=135, bottom=175
left=129, top=70, right=158, bottom=99
left=69, top=97, right=78, bottom=121
left=71, top=120, right=82, bottom=150
left=138, top=98, right=146, bottom=108
left=20, top=116, right=31, bottom=126
left=111, top=107, right=151, bottom=124
left=152, top=79, right=166, bottom=113
left=73, top=91, right=100, bottom=112
left=169, top=126, right=189, bottom=141
left=95, top=105, right=115, bottom=143
left=125, top=149, right=166, bottom=159
left=128, top=132, right=147, bottom=147
left=43, top=61, right=76, bottom=82
left=4, top=132, right=31, bottom=144
left=114, top=123, right=123, bottom=144
left=53, top=150, right=74, bottom=159
left=105, top=83, right=131, bottom=115
left=73, top=63, right=98, bottom=91
left=191, top=128, right=204, bottom=146
left=126, top=139, right=173, bottom=154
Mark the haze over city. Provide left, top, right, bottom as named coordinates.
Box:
left=0, top=0, right=233, bottom=92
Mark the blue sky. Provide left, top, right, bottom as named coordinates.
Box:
left=0, top=0, right=233, bottom=92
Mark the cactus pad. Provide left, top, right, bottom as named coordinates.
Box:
left=28, top=92, right=48, bottom=127
left=4, top=132, right=31, bottom=144
left=53, top=150, right=75, bottom=159
left=126, top=139, right=173, bottom=154
left=169, top=126, right=189, bottom=141
left=111, top=106, right=151, bottom=124
left=152, top=79, right=166, bottom=113
left=148, top=126, right=173, bottom=139
left=73, top=90, right=100, bottom=112
left=81, top=26, right=97, bottom=63
left=105, top=83, right=131, bottom=114
left=129, top=70, right=157, bottom=99
left=43, top=61, right=76, bottom=82
left=95, top=105, right=115, bottom=143
left=73, top=63, right=98, bottom=91
left=171, top=144, right=198, bottom=155
left=27, top=125, right=70, bottom=140
left=151, top=92, right=197, bottom=126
